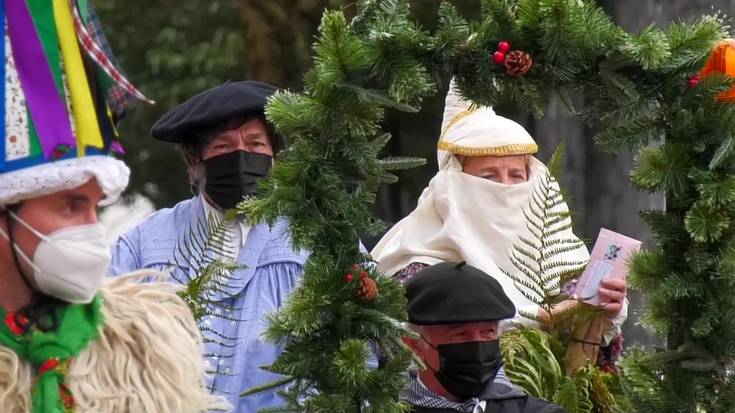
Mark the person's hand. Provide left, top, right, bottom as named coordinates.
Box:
left=598, top=278, right=627, bottom=317
left=537, top=300, right=579, bottom=327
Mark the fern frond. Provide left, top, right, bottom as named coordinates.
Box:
left=522, top=208, right=546, bottom=237
left=172, top=210, right=245, bottom=388
left=518, top=234, right=542, bottom=253
left=506, top=358, right=546, bottom=397
left=503, top=167, right=588, bottom=325
left=543, top=244, right=587, bottom=260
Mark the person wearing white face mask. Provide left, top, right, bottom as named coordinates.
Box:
left=372, top=80, right=628, bottom=363
left=0, top=169, right=229, bottom=413
left=0, top=203, right=110, bottom=305
left=0, top=2, right=227, bottom=412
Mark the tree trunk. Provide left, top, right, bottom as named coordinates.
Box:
left=239, top=0, right=343, bottom=87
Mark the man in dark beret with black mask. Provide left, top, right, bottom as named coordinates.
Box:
left=402, top=261, right=566, bottom=413
left=109, top=81, right=308, bottom=412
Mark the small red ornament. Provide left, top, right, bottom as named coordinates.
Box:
left=498, top=41, right=511, bottom=54
left=344, top=273, right=354, bottom=283
left=689, top=74, right=701, bottom=88
left=493, top=51, right=506, bottom=65
left=359, top=271, right=368, bottom=279
left=38, top=358, right=60, bottom=374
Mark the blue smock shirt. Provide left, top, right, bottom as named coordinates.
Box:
left=110, top=195, right=308, bottom=412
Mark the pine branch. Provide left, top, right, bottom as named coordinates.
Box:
left=709, top=137, right=735, bottom=170
left=621, top=25, right=671, bottom=70
left=337, top=84, right=421, bottom=113
left=685, top=201, right=730, bottom=243
left=378, top=156, right=426, bottom=171
left=240, top=376, right=296, bottom=397
left=369, top=132, right=393, bottom=153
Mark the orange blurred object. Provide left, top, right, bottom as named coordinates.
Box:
left=701, top=39, right=735, bottom=102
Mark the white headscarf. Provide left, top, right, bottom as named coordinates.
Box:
left=371, top=80, right=590, bottom=323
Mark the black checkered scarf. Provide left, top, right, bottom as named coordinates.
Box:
left=402, top=367, right=526, bottom=412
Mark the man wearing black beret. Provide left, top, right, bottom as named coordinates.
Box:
left=109, top=81, right=307, bottom=412
left=402, top=261, right=566, bottom=413
left=152, top=80, right=284, bottom=207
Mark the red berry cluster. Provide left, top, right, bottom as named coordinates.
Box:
left=343, top=264, right=379, bottom=302
left=493, top=41, right=512, bottom=65
left=689, top=74, right=701, bottom=88
left=343, top=264, right=368, bottom=283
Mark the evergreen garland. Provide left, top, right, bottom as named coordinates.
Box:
left=239, top=4, right=429, bottom=411
left=237, top=0, right=735, bottom=411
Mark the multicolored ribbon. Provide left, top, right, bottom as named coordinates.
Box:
left=71, top=1, right=153, bottom=104
left=54, top=0, right=104, bottom=156
left=27, top=0, right=66, bottom=160
left=0, top=0, right=6, bottom=170
left=6, top=0, right=76, bottom=160
left=27, top=0, right=65, bottom=95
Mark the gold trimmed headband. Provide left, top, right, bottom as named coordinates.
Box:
left=437, top=141, right=539, bottom=156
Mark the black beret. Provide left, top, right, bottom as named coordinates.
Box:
left=150, top=80, right=278, bottom=143
left=405, top=261, right=516, bottom=325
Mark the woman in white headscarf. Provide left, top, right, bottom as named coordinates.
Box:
left=372, top=81, right=627, bottom=344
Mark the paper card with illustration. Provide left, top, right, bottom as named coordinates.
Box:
left=573, top=228, right=641, bottom=305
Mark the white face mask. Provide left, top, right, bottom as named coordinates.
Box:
left=0, top=211, right=110, bottom=303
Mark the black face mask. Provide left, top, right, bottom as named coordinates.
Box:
left=203, top=150, right=272, bottom=210
left=424, top=338, right=504, bottom=400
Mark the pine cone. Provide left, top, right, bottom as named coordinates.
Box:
left=505, top=50, right=533, bottom=78
left=356, top=277, right=379, bottom=302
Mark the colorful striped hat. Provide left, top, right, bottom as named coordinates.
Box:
left=0, top=0, right=150, bottom=206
